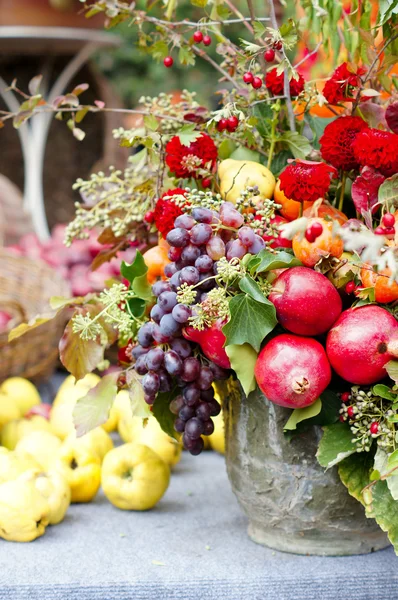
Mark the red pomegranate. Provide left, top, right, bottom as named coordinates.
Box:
left=326, top=305, right=398, bottom=384
left=254, top=333, right=331, bottom=408
left=269, top=267, right=342, bottom=336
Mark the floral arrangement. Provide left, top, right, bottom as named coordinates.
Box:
left=3, top=0, right=398, bottom=552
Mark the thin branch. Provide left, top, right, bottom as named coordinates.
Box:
left=294, top=41, right=322, bottom=69
left=219, top=1, right=255, bottom=35
left=143, top=14, right=270, bottom=28
left=251, top=95, right=286, bottom=105
left=192, top=45, right=239, bottom=88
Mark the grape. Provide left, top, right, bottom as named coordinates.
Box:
left=137, top=322, right=153, bottom=347
left=209, top=363, right=229, bottom=380
left=201, top=387, right=215, bottom=402
left=195, top=254, right=213, bottom=273
left=168, top=246, right=182, bottom=261
left=145, top=347, right=164, bottom=371
left=198, top=273, right=215, bottom=291
left=192, top=207, right=213, bottom=224
left=152, top=281, right=172, bottom=297
left=132, top=345, right=148, bottom=359
left=189, top=437, right=205, bottom=456
left=150, top=304, right=164, bottom=324
left=183, top=384, right=201, bottom=406
left=169, top=271, right=182, bottom=290
left=203, top=419, right=215, bottom=436
left=196, top=402, right=211, bottom=421
left=144, top=394, right=156, bottom=405
left=159, top=370, right=172, bottom=392
left=158, top=291, right=178, bottom=313
left=135, top=355, right=148, bottom=375
left=226, top=239, right=247, bottom=260
left=170, top=338, right=192, bottom=359
left=181, top=357, right=201, bottom=382
left=142, top=372, right=160, bottom=395
left=179, top=405, right=195, bottom=421
left=160, top=314, right=181, bottom=336
left=247, top=234, right=266, bottom=254
left=206, top=236, right=226, bottom=260
left=198, top=366, right=214, bottom=390
left=174, top=214, right=196, bottom=229
left=166, top=227, right=190, bottom=247
left=164, top=350, right=183, bottom=375
left=220, top=205, right=244, bottom=228
left=174, top=418, right=186, bottom=433
left=152, top=323, right=172, bottom=344
left=208, top=399, right=221, bottom=416
left=164, top=263, right=178, bottom=278
left=182, top=432, right=197, bottom=450
left=172, top=304, right=191, bottom=324
left=185, top=417, right=204, bottom=439
left=170, top=394, right=184, bottom=415
left=179, top=266, right=200, bottom=286
left=238, top=226, right=256, bottom=247
left=190, top=223, right=213, bottom=246
left=181, top=244, right=201, bottom=265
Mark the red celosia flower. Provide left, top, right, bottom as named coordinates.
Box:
left=264, top=68, right=305, bottom=97
left=279, top=160, right=338, bottom=203
left=165, top=133, right=218, bottom=179
left=153, top=188, right=187, bottom=237
left=353, top=128, right=398, bottom=177
left=323, top=62, right=366, bottom=105
left=319, top=116, right=368, bottom=171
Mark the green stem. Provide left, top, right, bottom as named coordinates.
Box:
left=338, top=172, right=347, bottom=213
left=298, top=203, right=303, bottom=218
left=267, top=119, right=277, bottom=170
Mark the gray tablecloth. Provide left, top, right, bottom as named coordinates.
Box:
left=0, top=449, right=397, bottom=600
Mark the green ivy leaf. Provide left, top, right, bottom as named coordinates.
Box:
left=223, top=294, right=277, bottom=351
left=378, top=174, right=398, bottom=209
left=284, top=398, right=322, bottom=431
left=225, top=343, right=258, bottom=397
left=72, top=373, right=118, bottom=437
left=385, top=360, right=398, bottom=384
left=121, top=251, right=148, bottom=284
left=365, top=480, right=398, bottom=552
left=132, top=273, right=153, bottom=300
left=372, top=384, right=398, bottom=401
left=316, top=422, right=357, bottom=469
left=178, top=123, right=201, bottom=146
left=338, top=451, right=373, bottom=506
left=280, top=131, right=312, bottom=159
left=152, top=389, right=179, bottom=439
left=269, top=149, right=293, bottom=176
left=126, top=297, right=146, bottom=318
left=238, top=275, right=269, bottom=303
left=248, top=249, right=301, bottom=273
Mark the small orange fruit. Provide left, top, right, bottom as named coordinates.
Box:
left=274, top=180, right=313, bottom=221
left=292, top=218, right=344, bottom=267
left=360, top=265, right=398, bottom=304
left=303, top=202, right=348, bottom=226
left=143, top=244, right=170, bottom=284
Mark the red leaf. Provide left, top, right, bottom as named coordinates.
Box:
left=351, top=166, right=385, bottom=215
left=386, top=102, right=398, bottom=134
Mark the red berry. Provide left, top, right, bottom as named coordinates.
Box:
left=274, top=41, right=283, bottom=50
left=370, top=422, right=379, bottom=435
left=243, top=72, right=254, bottom=84
left=382, top=213, right=395, bottom=228
left=264, top=49, right=275, bottom=62
left=193, top=31, right=203, bottom=43
left=163, top=56, right=173, bottom=68
left=305, top=228, right=316, bottom=243
left=203, top=35, right=212, bottom=46
left=339, top=415, right=346, bottom=422
left=144, top=210, right=155, bottom=223
left=374, top=226, right=386, bottom=235
left=345, top=281, right=356, bottom=294
left=347, top=406, right=355, bottom=418
left=226, top=116, right=239, bottom=132
left=202, top=177, right=212, bottom=188
left=310, top=221, right=323, bottom=239
left=341, top=392, right=351, bottom=403
left=252, top=76, right=263, bottom=89
left=384, top=226, right=395, bottom=237
left=217, top=118, right=228, bottom=132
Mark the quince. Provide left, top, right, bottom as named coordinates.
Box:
left=0, top=377, right=41, bottom=417
left=218, top=159, right=275, bottom=204
left=0, top=476, right=50, bottom=542
left=52, top=442, right=101, bottom=503
left=16, top=431, right=62, bottom=470
left=0, top=415, right=54, bottom=450
left=102, top=443, right=170, bottom=510
left=64, top=427, right=113, bottom=463
left=0, top=449, right=42, bottom=484
left=0, top=393, right=20, bottom=428
left=209, top=412, right=225, bottom=455
left=23, top=469, right=71, bottom=525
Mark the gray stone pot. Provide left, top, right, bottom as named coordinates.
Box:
left=223, top=380, right=390, bottom=556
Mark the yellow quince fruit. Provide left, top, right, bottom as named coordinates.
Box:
left=0, top=415, right=54, bottom=450
left=23, top=469, right=71, bottom=525
left=0, top=476, right=50, bottom=542
left=52, top=442, right=101, bottom=503
left=102, top=443, right=170, bottom=511
left=64, top=427, right=113, bottom=463
left=218, top=159, right=276, bottom=204
left=0, top=392, right=20, bottom=429
left=0, top=377, right=41, bottom=417
left=0, top=449, right=42, bottom=484
left=16, top=431, right=62, bottom=471
left=208, top=412, right=225, bottom=455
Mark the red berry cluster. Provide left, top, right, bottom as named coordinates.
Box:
left=305, top=221, right=323, bottom=243
left=217, top=115, right=239, bottom=133
left=242, top=72, right=262, bottom=89
left=193, top=31, right=212, bottom=46
left=344, top=281, right=358, bottom=295
left=374, top=213, right=396, bottom=238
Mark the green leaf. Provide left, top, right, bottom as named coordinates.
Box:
left=249, top=249, right=301, bottom=273
left=378, top=174, right=398, bottom=209
left=218, top=139, right=236, bottom=160
left=152, top=389, right=179, bottom=439
left=151, top=40, right=169, bottom=61
left=144, top=114, right=159, bottom=132
left=316, top=422, right=357, bottom=469
left=365, top=480, right=398, bottom=552
left=338, top=451, right=373, bottom=506
left=72, top=373, right=118, bottom=437
left=253, top=21, right=266, bottom=38
left=238, top=275, right=269, bottom=303
left=229, top=147, right=260, bottom=162
left=385, top=360, right=398, bottom=384
left=121, top=251, right=148, bottom=284
left=8, top=316, right=53, bottom=341
left=306, top=115, right=335, bottom=149
left=251, top=103, right=273, bottom=137
left=190, top=0, right=207, bottom=6
left=374, top=447, right=398, bottom=500
left=240, top=39, right=263, bottom=54
left=132, top=273, right=152, bottom=300
left=59, top=320, right=105, bottom=381
left=372, top=384, right=397, bottom=401
left=223, top=294, right=277, bottom=352
left=269, top=149, right=293, bottom=177
left=178, top=46, right=195, bottom=67
left=280, top=131, right=312, bottom=159
left=284, top=398, right=322, bottom=431
left=126, top=370, right=152, bottom=419
left=225, top=343, right=258, bottom=396
left=388, top=449, right=398, bottom=470
left=178, top=123, right=201, bottom=146
left=126, top=297, right=146, bottom=318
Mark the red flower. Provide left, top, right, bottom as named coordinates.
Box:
left=351, top=167, right=385, bottom=215
left=319, top=116, right=368, bottom=171
left=323, top=62, right=365, bottom=105
left=153, top=188, right=187, bottom=237
left=165, top=133, right=218, bottom=179
left=279, top=160, right=337, bottom=203
left=353, top=128, right=398, bottom=177
left=264, top=68, right=305, bottom=97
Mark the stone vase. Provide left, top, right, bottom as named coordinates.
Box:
left=223, top=380, right=390, bottom=556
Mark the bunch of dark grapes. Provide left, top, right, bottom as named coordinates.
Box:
left=132, top=202, right=264, bottom=455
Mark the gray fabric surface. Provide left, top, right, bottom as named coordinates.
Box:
left=0, top=449, right=398, bottom=600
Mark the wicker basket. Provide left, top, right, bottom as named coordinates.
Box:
left=0, top=250, right=70, bottom=384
